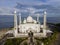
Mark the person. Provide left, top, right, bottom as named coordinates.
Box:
left=28, top=31, right=33, bottom=37
left=28, top=31, right=34, bottom=45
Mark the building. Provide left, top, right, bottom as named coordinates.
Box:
left=13, top=11, right=52, bottom=38
left=19, top=16, right=40, bottom=33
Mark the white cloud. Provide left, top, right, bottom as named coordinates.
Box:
left=31, top=0, right=60, bottom=7
left=0, top=7, right=20, bottom=15
left=0, top=6, right=45, bottom=17
left=45, top=0, right=60, bottom=7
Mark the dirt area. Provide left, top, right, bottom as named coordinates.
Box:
left=50, top=33, right=60, bottom=45
left=0, top=29, right=9, bottom=39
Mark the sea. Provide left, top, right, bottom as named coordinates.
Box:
left=0, top=15, right=60, bottom=28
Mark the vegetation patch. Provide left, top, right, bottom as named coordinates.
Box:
left=35, top=30, right=58, bottom=45
left=4, top=23, right=60, bottom=45
left=4, top=38, right=27, bottom=45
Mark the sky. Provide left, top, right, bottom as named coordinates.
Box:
left=0, top=0, right=60, bottom=17
left=0, top=0, right=60, bottom=7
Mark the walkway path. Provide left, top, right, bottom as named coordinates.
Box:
left=20, top=37, right=42, bottom=45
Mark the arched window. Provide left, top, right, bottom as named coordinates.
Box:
left=40, top=28, right=43, bottom=33
left=18, top=28, right=20, bottom=33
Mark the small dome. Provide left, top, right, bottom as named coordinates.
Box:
left=33, top=20, right=37, bottom=23
left=41, top=25, right=43, bottom=28
left=23, top=19, right=26, bottom=23
left=27, top=16, right=33, bottom=22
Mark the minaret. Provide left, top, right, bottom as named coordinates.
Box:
left=19, top=13, right=21, bottom=33
left=37, top=14, right=41, bottom=32
left=43, top=11, right=47, bottom=37
left=19, top=13, right=21, bottom=25
left=14, top=10, right=18, bottom=37
left=43, top=11, right=47, bottom=30
left=37, top=14, right=40, bottom=23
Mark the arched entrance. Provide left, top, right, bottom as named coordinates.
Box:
left=26, top=28, right=36, bottom=33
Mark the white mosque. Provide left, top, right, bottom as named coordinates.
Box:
left=7, top=10, right=52, bottom=38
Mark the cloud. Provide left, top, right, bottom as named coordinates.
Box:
left=0, top=6, right=45, bottom=17
left=0, top=0, right=60, bottom=17
left=16, top=0, right=60, bottom=7
left=45, top=0, right=60, bottom=7
left=0, top=7, right=20, bottom=15
left=0, top=0, right=60, bottom=7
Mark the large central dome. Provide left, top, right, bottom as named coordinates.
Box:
left=27, top=16, right=33, bottom=23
